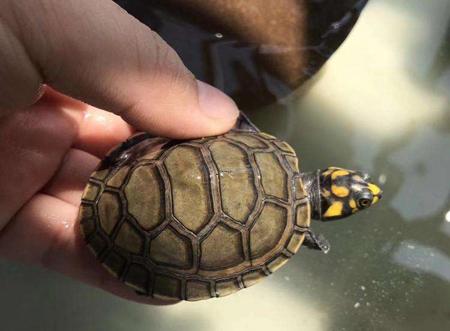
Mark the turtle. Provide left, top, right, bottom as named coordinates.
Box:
left=78, top=113, right=382, bottom=301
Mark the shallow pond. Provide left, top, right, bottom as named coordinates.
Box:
left=0, top=0, right=449, bottom=330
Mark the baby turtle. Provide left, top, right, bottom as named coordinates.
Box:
left=78, top=114, right=382, bottom=301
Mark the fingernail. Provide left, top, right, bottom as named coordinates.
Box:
left=197, top=80, right=240, bottom=120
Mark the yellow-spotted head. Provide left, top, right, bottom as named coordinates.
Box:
left=314, top=167, right=382, bottom=221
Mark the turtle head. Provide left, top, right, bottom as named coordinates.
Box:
left=308, top=167, right=382, bottom=221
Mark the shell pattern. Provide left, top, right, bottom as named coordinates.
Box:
left=79, top=130, right=311, bottom=301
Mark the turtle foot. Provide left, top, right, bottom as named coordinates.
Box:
left=304, top=231, right=331, bottom=254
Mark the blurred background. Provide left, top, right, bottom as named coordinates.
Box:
left=1, top=0, right=449, bottom=330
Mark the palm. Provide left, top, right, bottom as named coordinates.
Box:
left=0, top=91, right=168, bottom=304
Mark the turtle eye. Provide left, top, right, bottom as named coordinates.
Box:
left=357, top=198, right=372, bottom=209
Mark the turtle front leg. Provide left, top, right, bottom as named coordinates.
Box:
left=303, top=230, right=331, bottom=254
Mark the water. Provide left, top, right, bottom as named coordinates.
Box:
left=113, top=0, right=368, bottom=110
left=0, top=0, right=449, bottom=330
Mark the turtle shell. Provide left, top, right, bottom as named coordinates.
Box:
left=78, top=130, right=311, bottom=301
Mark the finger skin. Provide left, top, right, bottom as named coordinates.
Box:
left=40, top=87, right=135, bottom=157
left=0, top=102, right=80, bottom=230
left=0, top=0, right=239, bottom=137
left=73, top=106, right=135, bottom=158
left=43, top=148, right=100, bottom=206
left=0, top=92, right=136, bottom=229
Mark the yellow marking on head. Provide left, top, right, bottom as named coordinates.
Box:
left=324, top=201, right=344, bottom=218
left=349, top=199, right=357, bottom=209
left=372, top=196, right=380, bottom=204
left=322, top=189, right=331, bottom=197
left=368, top=183, right=381, bottom=196
left=331, top=185, right=350, bottom=197
left=331, top=170, right=350, bottom=180
left=322, top=169, right=335, bottom=177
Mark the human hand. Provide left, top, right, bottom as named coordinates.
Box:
left=0, top=0, right=239, bottom=304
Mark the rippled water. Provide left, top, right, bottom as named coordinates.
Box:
left=0, top=0, right=449, bottom=330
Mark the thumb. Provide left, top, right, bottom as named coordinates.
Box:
left=0, top=0, right=239, bottom=138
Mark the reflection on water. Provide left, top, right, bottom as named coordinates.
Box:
left=393, top=241, right=450, bottom=282
left=0, top=0, right=449, bottom=330
left=389, top=125, right=450, bottom=221
left=113, top=0, right=368, bottom=109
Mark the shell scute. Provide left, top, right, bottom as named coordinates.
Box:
left=254, top=152, right=288, bottom=200
left=164, top=146, right=213, bottom=233
left=103, top=250, right=127, bottom=278
left=186, top=280, right=211, bottom=301
left=97, top=191, right=121, bottom=235
left=125, top=165, right=165, bottom=231
left=216, top=279, right=240, bottom=297
left=153, top=275, right=181, bottom=300
left=200, top=223, right=244, bottom=270
left=225, top=132, right=268, bottom=149
left=114, top=222, right=144, bottom=255
left=209, top=140, right=257, bottom=223
left=124, top=264, right=151, bottom=294
left=249, top=203, right=288, bottom=259
left=150, top=227, right=193, bottom=269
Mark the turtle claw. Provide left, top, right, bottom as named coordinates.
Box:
left=304, top=231, right=331, bottom=254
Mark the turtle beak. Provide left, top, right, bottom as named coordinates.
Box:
left=368, top=183, right=382, bottom=204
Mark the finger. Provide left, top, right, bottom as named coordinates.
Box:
left=73, top=106, right=134, bottom=158
left=39, top=85, right=88, bottom=112
left=0, top=95, right=134, bottom=229
left=0, top=193, right=175, bottom=305
left=43, top=148, right=100, bottom=206
left=0, top=101, right=80, bottom=231
left=40, top=88, right=135, bottom=158
left=0, top=0, right=239, bottom=137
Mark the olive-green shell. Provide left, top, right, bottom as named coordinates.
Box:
left=78, top=130, right=311, bottom=301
